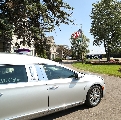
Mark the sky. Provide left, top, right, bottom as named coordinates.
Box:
left=46, top=0, right=105, bottom=54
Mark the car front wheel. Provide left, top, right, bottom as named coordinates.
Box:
left=85, top=85, right=102, bottom=107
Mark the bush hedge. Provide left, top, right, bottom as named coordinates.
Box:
left=53, top=57, right=62, bottom=62
left=85, top=59, right=121, bottom=65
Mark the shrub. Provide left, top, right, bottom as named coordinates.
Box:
left=118, top=68, right=121, bottom=72
left=114, top=59, right=119, bottom=62
left=53, top=57, right=62, bottom=62
left=85, top=61, right=91, bottom=64
left=91, top=61, right=121, bottom=65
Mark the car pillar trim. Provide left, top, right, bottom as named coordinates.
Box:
left=0, top=93, right=3, bottom=97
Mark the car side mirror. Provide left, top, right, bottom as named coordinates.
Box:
left=78, top=73, right=82, bottom=79
left=74, top=73, right=82, bottom=80
left=74, top=73, right=78, bottom=79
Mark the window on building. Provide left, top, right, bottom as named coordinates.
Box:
left=52, top=54, right=54, bottom=60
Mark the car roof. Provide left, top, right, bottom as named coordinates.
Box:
left=0, top=53, right=57, bottom=65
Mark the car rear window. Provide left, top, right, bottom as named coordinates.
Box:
left=0, top=65, right=28, bottom=84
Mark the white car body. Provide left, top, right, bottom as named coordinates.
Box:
left=0, top=53, right=105, bottom=120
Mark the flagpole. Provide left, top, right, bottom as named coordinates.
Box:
left=77, top=24, right=82, bottom=60
left=81, top=24, right=82, bottom=31
left=80, top=24, right=82, bottom=43
left=80, top=24, right=84, bottom=63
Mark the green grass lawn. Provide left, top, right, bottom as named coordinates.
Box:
left=72, top=63, right=121, bottom=78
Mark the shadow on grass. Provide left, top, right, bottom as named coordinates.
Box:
left=118, top=67, right=121, bottom=73
left=34, top=105, right=89, bottom=120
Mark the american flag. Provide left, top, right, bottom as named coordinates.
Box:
left=71, top=29, right=82, bottom=39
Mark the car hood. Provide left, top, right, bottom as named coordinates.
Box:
left=77, top=72, right=104, bottom=82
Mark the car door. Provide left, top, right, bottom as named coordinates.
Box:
left=43, top=64, right=86, bottom=109
left=0, top=64, right=48, bottom=119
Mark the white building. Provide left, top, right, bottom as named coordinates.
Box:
left=11, top=35, right=35, bottom=56
left=46, top=36, right=56, bottom=59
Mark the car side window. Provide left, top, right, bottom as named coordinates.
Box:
left=0, top=65, right=28, bottom=84
left=43, top=65, right=75, bottom=80
left=34, top=64, right=48, bottom=80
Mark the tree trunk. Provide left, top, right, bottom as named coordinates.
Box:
left=81, top=52, right=84, bottom=64
left=107, top=47, right=110, bottom=61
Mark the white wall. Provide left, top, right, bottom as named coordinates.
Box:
left=11, top=35, right=35, bottom=56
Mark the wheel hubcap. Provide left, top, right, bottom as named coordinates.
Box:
left=89, top=87, right=101, bottom=105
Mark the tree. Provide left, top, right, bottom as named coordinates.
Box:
left=111, top=47, right=121, bottom=58
left=70, top=32, right=89, bottom=63
left=56, top=45, right=71, bottom=59
left=90, top=0, right=121, bottom=61
left=0, top=0, right=13, bottom=52
left=29, top=0, right=74, bottom=56
left=63, top=46, right=72, bottom=59
left=0, top=0, right=74, bottom=54
left=34, top=35, right=48, bottom=58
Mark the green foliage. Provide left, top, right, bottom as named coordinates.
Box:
left=53, top=57, right=62, bottom=62
left=0, top=0, right=74, bottom=53
left=110, top=48, right=121, bottom=58
left=73, top=63, right=121, bottom=78
left=37, top=49, right=47, bottom=58
left=90, top=0, right=121, bottom=61
left=0, top=0, right=13, bottom=52
left=35, top=37, right=50, bottom=58
left=56, top=45, right=71, bottom=59
left=70, top=32, right=89, bottom=63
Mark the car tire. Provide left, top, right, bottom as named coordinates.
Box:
left=85, top=85, right=102, bottom=107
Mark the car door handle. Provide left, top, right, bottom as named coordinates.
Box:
left=49, top=85, right=59, bottom=90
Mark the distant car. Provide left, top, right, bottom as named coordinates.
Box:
left=66, top=56, right=72, bottom=60
left=0, top=53, right=105, bottom=120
